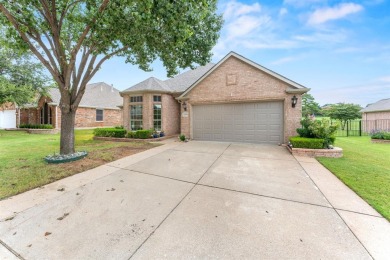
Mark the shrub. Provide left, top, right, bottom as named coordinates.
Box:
left=296, top=117, right=338, bottom=148
left=114, top=126, right=124, bottom=129
left=289, top=136, right=324, bottom=149
left=370, top=130, right=390, bottom=140
left=126, top=131, right=136, bottom=138
left=308, top=119, right=338, bottom=148
left=296, top=117, right=316, bottom=138
left=179, top=134, right=186, bottom=141
left=134, top=129, right=152, bottom=139
left=19, top=124, right=53, bottom=129
left=93, top=128, right=126, bottom=138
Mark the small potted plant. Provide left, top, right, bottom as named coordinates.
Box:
left=160, top=130, right=165, bottom=137
left=153, top=130, right=159, bottom=138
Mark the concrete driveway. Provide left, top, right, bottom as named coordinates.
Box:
left=1, top=140, right=389, bottom=259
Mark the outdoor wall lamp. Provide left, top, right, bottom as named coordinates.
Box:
left=291, top=95, right=298, bottom=108
left=182, top=101, right=187, bottom=111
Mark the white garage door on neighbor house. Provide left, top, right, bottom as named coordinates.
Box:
left=192, top=101, right=284, bottom=144
left=0, top=110, right=16, bottom=129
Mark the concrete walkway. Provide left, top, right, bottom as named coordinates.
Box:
left=0, top=140, right=389, bottom=259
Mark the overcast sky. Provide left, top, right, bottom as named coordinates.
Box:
left=92, top=0, right=390, bottom=107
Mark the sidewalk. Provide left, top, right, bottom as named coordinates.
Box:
left=294, top=155, right=390, bottom=260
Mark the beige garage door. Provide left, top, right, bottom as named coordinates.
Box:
left=193, top=102, right=284, bottom=144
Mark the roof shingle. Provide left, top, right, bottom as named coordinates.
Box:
left=121, top=63, right=215, bottom=94
left=361, top=98, right=390, bottom=113
left=46, top=82, right=122, bottom=109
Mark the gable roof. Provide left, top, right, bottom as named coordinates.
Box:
left=121, top=77, right=171, bottom=93
left=179, top=51, right=309, bottom=99
left=41, top=82, right=121, bottom=109
left=164, top=63, right=215, bottom=92
left=121, top=63, right=215, bottom=94
left=361, top=98, right=390, bottom=113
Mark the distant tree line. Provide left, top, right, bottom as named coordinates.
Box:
left=301, top=93, right=362, bottom=129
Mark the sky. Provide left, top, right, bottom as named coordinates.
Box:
left=92, top=0, right=390, bottom=107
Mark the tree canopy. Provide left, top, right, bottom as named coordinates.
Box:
left=0, top=37, right=50, bottom=106
left=0, top=0, right=222, bottom=154
left=326, top=103, right=362, bottom=129
left=302, top=93, right=321, bottom=117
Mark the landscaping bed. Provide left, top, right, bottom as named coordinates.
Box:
left=371, top=139, right=390, bottom=143
left=287, top=145, right=343, bottom=158
left=93, top=135, right=173, bottom=142
left=27, top=128, right=59, bottom=134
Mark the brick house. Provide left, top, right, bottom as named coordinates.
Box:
left=19, top=82, right=123, bottom=128
left=361, top=98, right=390, bottom=132
left=121, top=52, right=310, bottom=144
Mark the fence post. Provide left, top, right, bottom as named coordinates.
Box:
left=359, top=120, right=362, bottom=136
left=347, top=121, right=349, bottom=137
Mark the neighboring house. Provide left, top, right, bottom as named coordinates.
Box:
left=19, top=82, right=123, bottom=128
left=361, top=98, right=390, bottom=132
left=121, top=52, right=310, bottom=144
left=0, top=102, right=17, bottom=129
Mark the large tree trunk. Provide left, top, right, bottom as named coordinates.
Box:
left=60, top=109, right=76, bottom=155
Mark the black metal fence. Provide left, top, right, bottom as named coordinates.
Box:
left=330, top=119, right=390, bottom=137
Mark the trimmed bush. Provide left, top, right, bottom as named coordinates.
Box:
left=19, top=124, right=53, bottom=129
left=134, top=129, right=152, bottom=139
left=370, top=130, right=390, bottom=140
left=93, top=128, right=127, bottom=138
left=289, top=136, right=325, bottom=149
left=296, top=117, right=338, bottom=148
left=126, top=131, right=136, bottom=138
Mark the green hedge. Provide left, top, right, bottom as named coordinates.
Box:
left=93, top=128, right=127, bottom=138
left=126, top=130, right=153, bottom=139
left=289, top=136, right=325, bottom=149
left=135, top=130, right=152, bottom=139
left=19, top=124, right=53, bottom=129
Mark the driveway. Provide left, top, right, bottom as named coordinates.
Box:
left=0, top=140, right=389, bottom=259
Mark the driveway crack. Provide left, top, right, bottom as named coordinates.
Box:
left=0, top=238, right=25, bottom=260
left=128, top=143, right=231, bottom=259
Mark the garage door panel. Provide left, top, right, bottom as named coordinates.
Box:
left=193, top=102, right=283, bottom=144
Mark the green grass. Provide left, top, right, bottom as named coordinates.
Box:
left=0, top=129, right=157, bottom=199
left=317, top=136, right=390, bottom=220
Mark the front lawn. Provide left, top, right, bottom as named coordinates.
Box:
left=0, top=129, right=159, bottom=199
left=317, top=136, right=390, bottom=220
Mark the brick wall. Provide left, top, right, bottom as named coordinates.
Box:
left=362, top=111, right=390, bottom=120
left=122, top=93, right=180, bottom=135
left=74, top=107, right=122, bottom=128
left=162, top=94, right=180, bottom=136
left=180, top=56, right=303, bottom=143
left=20, top=108, right=39, bottom=125
left=20, top=106, right=122, bottom=128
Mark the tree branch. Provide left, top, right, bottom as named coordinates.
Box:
left=65, top=0, right=110, bottom=88
left=0, top=4, right=63, bottom=87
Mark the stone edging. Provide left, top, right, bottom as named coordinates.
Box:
left=93, top=135, right=174, bottom=142
left=287, top=145, right=343, bottom=158
left=371, top=139, right=390, bottom=143
left=27, top=129, right=59, bottom=134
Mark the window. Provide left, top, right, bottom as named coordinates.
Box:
left=96, top=109, right=103, bottom=121
left=153, top=95, right=161, bottom=102
left=153, top=104, right=162, bottom=131
left=130, top=96, right=143, bottom=103
left=130, top=105, right=143, bottom=130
